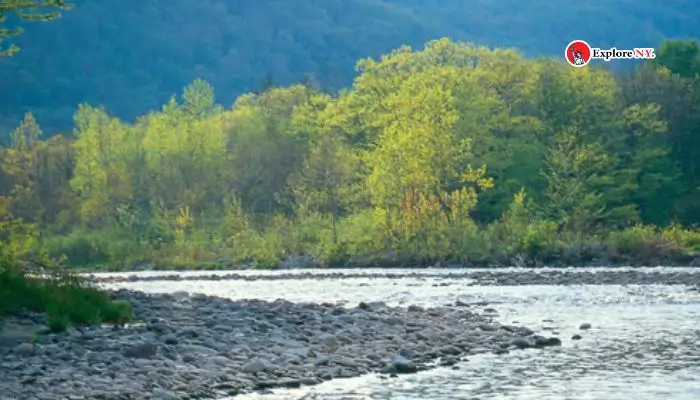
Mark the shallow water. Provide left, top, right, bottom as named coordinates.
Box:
left=93, top=266, right=700, bottom=279
left=103, top=268, right=700, bottom=400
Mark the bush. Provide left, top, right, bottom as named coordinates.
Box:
left=0, top=257, right=133, bottom=332
left=660, top=223, right=700, bottom=252
left=605, top=224, right=685, bottom=263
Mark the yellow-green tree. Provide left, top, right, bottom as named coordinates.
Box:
left=364, top=65, right=492, bottom=252
left=70, top=105, right=135, bottom=226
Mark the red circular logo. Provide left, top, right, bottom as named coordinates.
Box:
left=565, top=40, right=592, bottom=67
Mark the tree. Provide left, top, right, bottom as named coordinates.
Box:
left=0, top=0, right=73, bottom=57
left=540, top=129, right=609, bottom=233
left=654, top=39, right=700, bottom=79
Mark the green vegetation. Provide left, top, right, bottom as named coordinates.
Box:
left=1, top=0, right=133, bottom=334
left=0, top=216, right=132, bottom=332
left=2, top=38, right=699, bottom=271
left=0, top=262, right=132, bottom=332
left=0, top=0, right=699, bottom=132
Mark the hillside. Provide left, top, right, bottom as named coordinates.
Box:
left=1, top=0, right=699, bottom=133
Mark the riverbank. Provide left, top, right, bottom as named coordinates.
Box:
left=74, top=248, right=700, bottom=274
left=39, top=221, right=700, bottom=273
left=1, top=289, right=563, bottom=399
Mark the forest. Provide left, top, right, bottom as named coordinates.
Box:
left=2, top=38, right=700, bottom=270
left=1, top=0, right=699, bottom=133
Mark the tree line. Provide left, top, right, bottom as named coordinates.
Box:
left=2, top=38, right=700, bottom=269
left=2, top=0, right=698, bottom=133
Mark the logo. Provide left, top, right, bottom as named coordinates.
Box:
left=566, top=40, right=592, bottom=67
left=565, top=40, right=656, bottom=67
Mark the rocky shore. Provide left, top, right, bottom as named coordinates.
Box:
left=93, top=268, right=700, bottom=287
left=1, top=290, right=563, bottom=400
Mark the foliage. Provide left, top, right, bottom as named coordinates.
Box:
left=0, top=38, right=699, bottom=270
left=0, top=262, right=133, bottom=332
left=0, top=0, right=699, bottom=131
left=0, top=197, right=132, bottom=332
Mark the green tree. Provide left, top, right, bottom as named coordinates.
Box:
left=541, top=129, right=609, bottom=233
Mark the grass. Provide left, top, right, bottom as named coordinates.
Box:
left=0, top=257, right=133, bottom=333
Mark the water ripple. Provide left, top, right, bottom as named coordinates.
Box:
left=105, top=269, right=700, bottom=400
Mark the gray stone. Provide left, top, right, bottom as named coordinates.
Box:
left=388, top=355, right=417, bottom=374
left=241, top=359, right=267, bottom=373
left=16, top=343, right=34, bottom=356
left=151, top=388, right=180, bottom=400
left=123, top=343, right=157, bottom=358
left=162, top=334, right=178, bottom=345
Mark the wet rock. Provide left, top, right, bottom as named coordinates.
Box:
left=256, top=378, right=302, bottom=389
left=439, top=356, right=459, bottom=366
left=579, top=323, right=592, bottom=330
left=510, top=337, right=534, bottom=349
left=534, top=336, right=562, bottom=348
left=387, top=355, right=418, bottom=374
left=572, top=334, right=583, bottom=340
left=439, top=345, right=461, bottom=356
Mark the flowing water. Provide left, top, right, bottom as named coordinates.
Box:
left=101, top=268, right=700, bottom=400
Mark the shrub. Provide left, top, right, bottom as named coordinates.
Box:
left=660, top=223, right=700, bottom=252
left=605, top=225, right=683, bottom=263
left=0, top=257, right=133, bottom=332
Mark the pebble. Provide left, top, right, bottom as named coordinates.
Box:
left=0, top=289, right=562, bottom=399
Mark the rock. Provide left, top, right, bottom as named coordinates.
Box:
left=151, top=388, right=179, bottom=400
left=16, top=343, right=34, bottom=356
left=285, top=347, right=311, bottom=359
left=148, top=322, right=171, bottom=334
left=415, top=328, right=440, bottom=341
left=478, top=323, right=498, bottom=331
left=123, top=343, right=157, bottom=358
left=0, top=288, right=562, bottom=399
left=313, top=355, right=330, bottom=366
left=439, top=345, right=461, bottom=356
left=515, top=326, right=534, bottom=336
left=534, top=336, right=562, bottom=348
left=387, top=355, right=417, bottom=374
left=318, top=333, right=338, bottom=348
left=571, top=334, right=583, bottom=340
left=162, top=334, right=179, bottom=345
left=241, top=359, right=268, bottom=373
left=171, top=290, right=191, bottom=301
left=509, top=337, right=533, bottom=349
left=579, top=323, right=592, bottom=330
left=398, top=348, right=416, bottom=359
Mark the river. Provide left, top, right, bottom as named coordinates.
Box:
left=100, top=267, right=700, bottom=400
